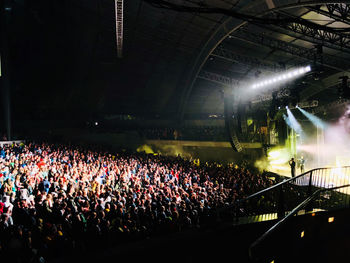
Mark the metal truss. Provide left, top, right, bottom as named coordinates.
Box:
left=308, top=4, right=350, bottom=26
left=271, top=12, right=350, bottom=51
left=197, top=70, right=241, bottom=87
left=212, top=46, right=285, bottom=72
left=326, top=4, right=350, bottom=19
left=313, top=98, right=349, bottom=114
left=288, top=100, right=318, bottom=109
left=114, top=0, right=123, bottom=58
left=251, top=88, right=291, bottom=104
left=233, top=28, right=350, bottom=72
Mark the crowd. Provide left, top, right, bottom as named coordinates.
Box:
left=0, top=142, right=274, bottom=262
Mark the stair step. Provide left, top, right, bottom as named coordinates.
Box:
left=234, top=208, right=326, bottom=225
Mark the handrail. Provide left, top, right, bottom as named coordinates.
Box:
left=248, top=183, right=350, bottom=261
left=218, top=166, right=350, bottom=214
left=237, top=166, right=350, bottom=204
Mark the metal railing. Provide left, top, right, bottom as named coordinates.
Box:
left=248, top=184, right=350, bottom=262
left=230, top=166, right=350, bottom=220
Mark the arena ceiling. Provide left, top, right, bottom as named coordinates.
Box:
left=4, top=0, right=350, bottom=121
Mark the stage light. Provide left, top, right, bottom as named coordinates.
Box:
left=328, top=217, right=334, bottom=223
left=251, top=66, right=311, bottom=89
left=297, top=107, right=327, bottom=129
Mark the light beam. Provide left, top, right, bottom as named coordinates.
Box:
left=287, top=107, right=303, bottom=134
left=297, top=106, right=327, bottom=129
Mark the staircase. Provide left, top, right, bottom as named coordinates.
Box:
left=228, top=166, right=350, bottom=262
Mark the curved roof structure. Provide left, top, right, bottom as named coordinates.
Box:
left=4, top=0, right=350, bottom=120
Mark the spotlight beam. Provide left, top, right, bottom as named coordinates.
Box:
left=283, top=114, right=292, bottom=129
left=287, top=108, right=303, bottom=134
left=297, top=107, right=327, bottom=129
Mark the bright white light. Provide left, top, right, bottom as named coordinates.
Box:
left=95, top=122, right=98, bottom=126
left=250, top=65, right=311, bottom=89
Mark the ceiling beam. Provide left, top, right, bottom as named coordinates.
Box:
left=267, top=12, right=350, bottom=53
left=232, top=28, right=350, bottom=72
left=212, top=46, right=286, bottom=72
left=308, top=4, right=350, bottom=26
left=197, top=70, right=240, bottom=86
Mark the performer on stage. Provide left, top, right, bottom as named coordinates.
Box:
left=299, top=156, right=305, bottom=174
left=289, top=157, right=296, bottom=178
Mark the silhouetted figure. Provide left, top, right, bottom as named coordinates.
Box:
left=289, top=158, right=296, bottom=177
left=299, top=156, right=305, bottom=174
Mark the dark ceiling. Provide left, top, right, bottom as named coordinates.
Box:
left=2, top=0, right=350, bottom=121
